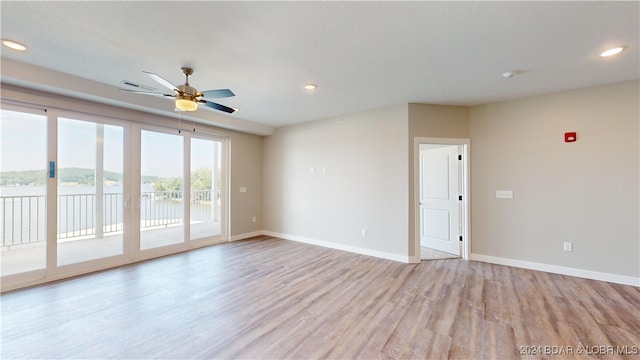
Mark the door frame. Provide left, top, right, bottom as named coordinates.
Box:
left=132, top=123, right=231, bottom=262
left=51, top=109, right=133, bottom=277
left=413, top=137, right=470, bottom=261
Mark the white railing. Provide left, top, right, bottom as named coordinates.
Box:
left=57, top=193, right=124, bottom=239
left=1, top=195, right=45, bottom=246
left=1, top=190, right=217, bottom=247
left=140, top=191, right=183, bottom=229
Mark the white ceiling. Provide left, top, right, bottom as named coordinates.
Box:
left=1, top=1, right=638, bottom=135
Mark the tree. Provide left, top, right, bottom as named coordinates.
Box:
left=191, top=168, right=212, bottom=191
left=152, top=177, right=182, bottom=198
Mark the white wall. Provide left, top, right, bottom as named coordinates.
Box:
left=263, top=105, right=410, bottom=260
left=469, top=80, right=639, bottom=279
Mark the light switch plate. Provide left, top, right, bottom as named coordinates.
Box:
left=496, top=190, right=513, bottom=199
left=239, top=187, right=247, bottom=193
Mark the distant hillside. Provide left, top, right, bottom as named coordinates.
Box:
left=1, top=168, right=161, bottom=186
left=1, top=169, right=47, bottom=186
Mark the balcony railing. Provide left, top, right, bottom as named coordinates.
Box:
left=1, top=195, right=45, bottom=246
left=140, top=191, right=183, bottom=229
left=1, top=190, right=218, bottom=247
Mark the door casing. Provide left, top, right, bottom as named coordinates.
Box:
left=413, top=137, right=470, bottom=261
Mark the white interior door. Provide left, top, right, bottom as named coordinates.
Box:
left=420, top=145, right=460, bottom=256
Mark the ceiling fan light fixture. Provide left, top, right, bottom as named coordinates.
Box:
left=175, top=97, right=198, bottom=111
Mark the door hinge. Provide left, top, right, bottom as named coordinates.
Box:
left=459, top=236, right=463, bottom=242
left=458, top=154, right=462, bottom=161
left=458, top=195, right=462, bottom=201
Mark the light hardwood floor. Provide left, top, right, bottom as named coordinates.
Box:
left=2, top=236, right=638, bottom=359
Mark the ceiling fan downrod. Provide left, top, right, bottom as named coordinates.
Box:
left=177, top=67, right=197, bottom=99
left=181, top=67, right=193, bottom=85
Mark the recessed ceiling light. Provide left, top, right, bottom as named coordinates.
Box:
left=304, top=84, right=317, bottom=90
left=600, top=46, right=625, bottom=57
left=1, top=39, right=27, bottom=51
left=501, top=70, right=521, bottom=78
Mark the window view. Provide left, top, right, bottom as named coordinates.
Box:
left=0, top=109, right=48, bottom=275
left=140, top=130, right=184, bottom=250
left=57, top=118, right=124, bottom=266
left=190, top=138, right=223, bottom=240
left=1, top=108, right=228, bottom=288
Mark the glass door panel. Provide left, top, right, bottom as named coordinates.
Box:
left=190, top=138, right=222, bottom=240
left=57, top=118, right=124, bottom=266
left=140, top=130, right=183, bottom=250
left=0, top=109, right=48, bottom=275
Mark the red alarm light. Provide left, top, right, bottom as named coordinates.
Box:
left=564, top=132, right=577, bottom=142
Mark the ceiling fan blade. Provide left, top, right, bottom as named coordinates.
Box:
left=200, top=100, right=236, bottom=113
left=142, top=71, right=179, bottom=92
left=119, top=89, right=175, bottom=97
left=200, top=89, right=235, bottom=99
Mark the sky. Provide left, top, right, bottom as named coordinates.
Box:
left=1, top=109, right=221, bottom=179
left=1, top=109, right=47, bottom=172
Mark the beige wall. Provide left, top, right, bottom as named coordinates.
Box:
left=409, top=104, right=470, bottom=139
left=408, top=104, right=470, bottom=257
left=263, top=105, right=410, bottom=258
left=263, top=82, right=639, bottom=281
left=229, top=132, right=264, bottom=236
left=469, top=80, right=639, bottom=277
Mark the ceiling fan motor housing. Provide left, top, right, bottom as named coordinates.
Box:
left=177, top=84, right=198, bottom=100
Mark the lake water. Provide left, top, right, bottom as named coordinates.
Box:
left=0, top=184, right=146, bottom=196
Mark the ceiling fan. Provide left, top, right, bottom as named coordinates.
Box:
left=120, top=67, right=236, bottom=113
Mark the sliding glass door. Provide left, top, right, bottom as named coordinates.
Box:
left=2, top=104, right=228, bottom=290
left=190, top=137, right=224, bottom=241
left=57, top=117, right=126, bottom=266
left=0, top=108, right=48, bottom=276
left=139, top=129, right=184, bottom=250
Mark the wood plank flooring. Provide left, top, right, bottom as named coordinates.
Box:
left=1, top=236, right=638, bottom=359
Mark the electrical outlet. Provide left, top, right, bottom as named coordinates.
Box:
left=563, top=242, right=573, bottom=252
left=361, top=228, right=367, bottom=237
left=252, top=216, right=256, bottom=223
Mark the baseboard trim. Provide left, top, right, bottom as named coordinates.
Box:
left=255, top=232, right=639, bottom=286
left=263, top=231, right=412, bottom=263
left=229, top=231, right=264, bottom=242
left=470, top=253, right=639, bottom=287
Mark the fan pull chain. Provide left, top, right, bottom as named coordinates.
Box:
left=178, top=111, right=182, bottom=134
